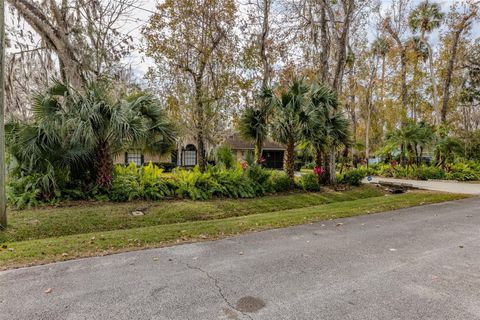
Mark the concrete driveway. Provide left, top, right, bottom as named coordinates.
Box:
left=365, top=177, right=480, bottom=195
left=1, top=198, right=479, bottom=320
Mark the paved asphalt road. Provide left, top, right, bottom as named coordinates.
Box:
left=364, top=177, right=480, bottom=195
left=1, top=198, right=480, bottom=320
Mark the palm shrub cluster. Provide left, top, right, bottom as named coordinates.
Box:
left=240, top=79, right=350, bottom=189
left=369, top=122, right=480, bottom=181
left=7, top=81, right=176, bottom=208
left=366, top=162, right=480, bottom=181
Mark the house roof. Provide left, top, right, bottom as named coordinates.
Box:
left=224, top=134, right=285, bottom=151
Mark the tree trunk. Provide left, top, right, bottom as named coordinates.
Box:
left=260, top=0, right=271, bottom=89
left=400, top=143, right=405, bottom=167
left=365, top=107, right=371, bottom=166
left=384, top=18, right=408, bottom=121
left=95, top=142, right=113, bottom=190
left=196, top=127, right=207, bottom=172
left=441, top=30, right=462, bottom=124
left=441, top=11, right=476, bottom=124
left=0, top=0, right=6, bottom=228
left=328, top=146, right=336, bottom=186
left=284, top=137, right=295, bottom=187
left=425, top=41, right=439, bottom=124
left=254, top=138, right=263, bottom=164
left=194, top=76, right=207, bottom=172
left=365, top=56, right=378, bottom=167
left=315, top=147, right=323, bottom=186
left=381, top=56, right=386, bottom=107
left=330, top=0, right=354, bottom=95
left=319, top=5, right=329, bottom=83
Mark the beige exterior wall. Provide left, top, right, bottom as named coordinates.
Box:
left=234, top=149, right=247, bottom=162
left=113, top=152, right=172, bottom=165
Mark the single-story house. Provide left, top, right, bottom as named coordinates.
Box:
left=114, top=134, right=286, bottom=170
left=223, top=134, right=285, bottom=169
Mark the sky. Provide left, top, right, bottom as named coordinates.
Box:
left=5, top=0, right=479, bottom=82
left=122, top=0, right=480, bottom=82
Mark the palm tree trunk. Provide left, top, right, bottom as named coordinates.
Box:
left=254, top=138, right=263, bottom=164
left=315, top=147, right=323, bottom=186
left=426, top=42, right=439, bottom=124
left=285, top=137, right=295, bottom=187
left=328, top=146, right=337, bottom=186
left=95, top=142, right=113, bottom=189
left=400, top=143, right=405, bottom=167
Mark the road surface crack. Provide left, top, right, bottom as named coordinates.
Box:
left=186, top=264, right=254, bottom=320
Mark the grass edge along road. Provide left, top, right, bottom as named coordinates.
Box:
left=0, top=189, right=468, bottom=269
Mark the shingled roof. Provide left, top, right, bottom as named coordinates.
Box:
left=224, top=133, right=285, bottom=150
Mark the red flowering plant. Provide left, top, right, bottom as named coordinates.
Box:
left=240, top=160, right=249, bottom=170
left=390, top=160, right=398, bottom=168
left=313, top=166, right=325, bottom=176
left=257, top=156, right=266, bottom=165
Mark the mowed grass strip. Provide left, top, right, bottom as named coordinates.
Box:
left=0, top=191, right=467, bottom=269
left=0, top=186, right=385, bottom=243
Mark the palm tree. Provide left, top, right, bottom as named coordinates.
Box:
left=408, top=1, right=445, bottom=122
left=372, top=36, right=391, bottom=107
left=407, top=36, right=430, bottom=121
left=434, top=125, right=463, bottom=169
left=302, top=82, right=337, bottom=184
left=7, top=81, right=176, bottom=195
left=238, top=87, right=275, bottom=162
left=382, top=121, right=434, bottom=166
left=324, top=111, right=351, bottom=184
left=271, top=79, right=309, bottom=186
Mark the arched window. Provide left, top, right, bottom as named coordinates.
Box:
left=183, top=144, right=197, bottom=166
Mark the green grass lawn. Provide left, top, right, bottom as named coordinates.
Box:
left=0, top=186, right=468, bottom=269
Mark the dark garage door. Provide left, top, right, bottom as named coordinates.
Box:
left=262, top=150, right=284, bottom=169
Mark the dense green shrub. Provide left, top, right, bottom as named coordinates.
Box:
left=364, top=161, right=480, bottom=182
left=246, top=164, right=272, bottom=195
left=298, top=173, right=321, bottom=191
left=210, top=165, right=256, bottom=198
left=445, top=163, right=479, bottom=181
left=268, top=170, right=291, bottom=192
left=140, top=163, right=173, bottom=200
left=414, top=166, right=445, bottom=180
left=173, top=167, right=221, bottom=200
left=216, top=146, right=235, bottom=169
left=7, top=174, right=43, bottom=209
left=336, top=172, right=345, bottom=184
left=343, top=169, right=367, bottom=186
left=303, top=162, right=316, bottom=170
left=110, top=163, right=142, bottom=202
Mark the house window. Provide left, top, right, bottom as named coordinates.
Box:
left=126, top=152, right=143, bottom=166
left=183, top=144, right=197, bottom=166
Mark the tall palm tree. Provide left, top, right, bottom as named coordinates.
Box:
left=324, top=112, right=351, bottom=175
left=7, top=81, right=176, bottom=195
left=408, top=1, right=445, bottom=122
left=372, top=36, right=391, bottom=107
left=407, top=36, right=430, bottom=121
left=271, top=79, right=309, bottom=186
left=238, top=87, right=274, bottom=162
left=302, top=82, right=338, bottom=184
